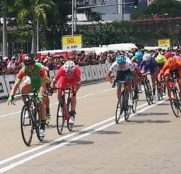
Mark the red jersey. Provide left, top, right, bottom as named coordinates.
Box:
left=54, top=65, right=81, bottom=89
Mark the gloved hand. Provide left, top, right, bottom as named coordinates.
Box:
left=7, top=95, right=14, bottom=105
left=37, top=94, right=43, bottom=102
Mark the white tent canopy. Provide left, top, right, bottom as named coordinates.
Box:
left=107, top=43, right=137, bottom=51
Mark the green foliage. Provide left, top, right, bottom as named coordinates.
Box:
left=132, top=0, right=181, bottom=19
left=145, top=0, right=181, bottom=17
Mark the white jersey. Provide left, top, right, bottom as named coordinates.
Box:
left=109, top=58, right=134, bottom=72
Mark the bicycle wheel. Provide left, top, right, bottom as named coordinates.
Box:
left=132, top=91, right=138, bottom=113
left=144, top=80, right=153, bottom=105
left=157, top=82, right=164, bottom=101
left=169, top=89, right=181, bottom=117
left=66, top=98, right=74, bottom=132
left=20, top=105, right=33, bottom=146
left=56, top=99, right=65, bottom=135
left=115, top=94, right=124, bottom=124
left=67, top=116, right=75, bottom=131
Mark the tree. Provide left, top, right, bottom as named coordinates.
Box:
left=13, top=0, right=56, bottom=53
left=132, top=0, right=181, bottom=19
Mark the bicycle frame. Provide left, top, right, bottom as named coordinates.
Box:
left=61, top=88, right=71, bottom=120
left=56, top=86, right=74, bottom=135
left=114, top=80, right=132, bottom=123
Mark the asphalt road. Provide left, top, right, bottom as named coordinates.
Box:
left=0, top=81, right=181, bottom=174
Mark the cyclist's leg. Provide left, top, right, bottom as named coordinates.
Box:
left=125, top=71, right=133, bottom=105
left=20, top=83, right=32, bottom=104
left=117, top=86, right=122, bottom=99
left=70, top=82, right=80, bottom=115
left=115, top=70, right=125, bottom=99
left=177, top=70, right=181, bottom=97
left=151, top=68, right=159, bottom=98
left=164, top=70, right=172, bottom=99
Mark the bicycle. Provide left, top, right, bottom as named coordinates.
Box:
left=162, top=77, right=181, bottom=117
left=18, top=89, right=44, bottom=146
left=56, top=86, right=75, bottom=135
left=132, top=87, right=139, bottom=113
left=156, top=79, right=165, bottom=101
left=142, top=72, right=153, bottom=105
left=113, top=80, right=132, bottom=123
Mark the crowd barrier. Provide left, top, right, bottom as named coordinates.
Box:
left=0, top=63, right=111, bottom=99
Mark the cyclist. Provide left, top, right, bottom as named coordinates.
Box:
left=158, top=56, right=181, bottom=97
left=131, top=51, right=143, bottom=94
left=106, top=55, right=138, bottom=105
left=50, top=60, right=81, bottom=123
left=139, top=52, right=159, bottom=100
left=7, top=53, right=48, bottom=137
left=155, top=54, right=167, bottom=70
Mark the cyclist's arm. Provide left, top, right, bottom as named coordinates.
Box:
left=159, top=60, right=171, bottom=76
left=105, top=70, right=113, bottom=83
left=105, top=61, right=117, bottom=83
left=9, top=68, right=25, bottom=96
left=50, top=68, right=63, bottom=88
left=39, top=69, right=48, bottom=96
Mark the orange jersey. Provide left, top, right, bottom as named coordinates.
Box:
left=159, top=57, right=181, bottom=76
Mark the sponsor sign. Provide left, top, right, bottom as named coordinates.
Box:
left=158, top=39, right=170, bottom=47
left=62, top=35, right=82, bottom=50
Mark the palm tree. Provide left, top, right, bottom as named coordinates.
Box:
left=14, top=0, right=56, bottom=53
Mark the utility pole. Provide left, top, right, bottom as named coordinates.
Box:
left=2, top=0, right=8, bottom=58
left=71, top=0, right=77, bottom=36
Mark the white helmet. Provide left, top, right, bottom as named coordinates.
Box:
left=143, top=53, right=152, bottom=61
left=63, top=60, right=75, bottom=74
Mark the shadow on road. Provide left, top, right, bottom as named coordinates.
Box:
left=136, top=112, right=169, bottom=116
left=96, top=130, right=121, bottom=135
left=127, top=119, right=171, bottom=124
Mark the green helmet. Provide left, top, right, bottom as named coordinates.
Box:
left=155, top=54, right=166, bottom=64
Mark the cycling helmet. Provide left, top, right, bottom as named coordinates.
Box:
left=142, top=53, right=152, bottom=61
left=164, top=51, right=173, bottom=59
left=24, top=53, right=35, bottom=66
left=116, top=55, right=126, bottom=65
left=155, top=54, right=166, bottom=64
left=135, top=51, right=143, bottom=59
left=63, top=60, right=75, bottom=74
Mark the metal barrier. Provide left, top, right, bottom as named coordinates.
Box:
left=0, top=63, right=111, bottom=99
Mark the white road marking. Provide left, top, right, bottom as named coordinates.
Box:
left=0, top=99, right=166, bottom=173
left=0, top=93, right=95, bottom=118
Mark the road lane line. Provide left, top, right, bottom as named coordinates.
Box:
left=0, top=93, right=95, bottom=118
left=0, top=101, right=159, bottom=166
left=0, top=99, right=166, bottom=173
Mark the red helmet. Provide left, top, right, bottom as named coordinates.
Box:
left=164, top=51, right=173, bottom=59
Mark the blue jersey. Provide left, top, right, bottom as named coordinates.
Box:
left=139, top=57, right=158, bottom=75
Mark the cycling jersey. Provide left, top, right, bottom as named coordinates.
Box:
left=53, top=65, right=81, bottom=89
left=139, top=57, right=158, bottom=75
left=16, top=63, right=47, bottom=90
left=109, top=59, right=134, bottom=82
left=159, top=57, right=181, bottom=76
left=109, top=59, right=135, bottom=72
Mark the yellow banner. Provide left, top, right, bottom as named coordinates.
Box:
left=62, top=35, right=82, bottom=49
left=158, top=39, right=170, bottom=47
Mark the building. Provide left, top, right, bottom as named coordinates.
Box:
left=77, top=0, right=148, bottom=22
